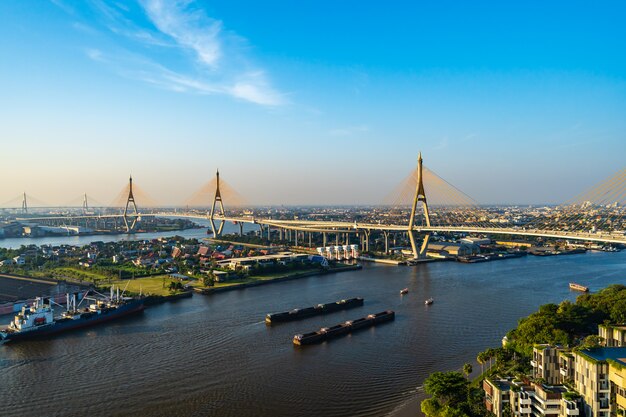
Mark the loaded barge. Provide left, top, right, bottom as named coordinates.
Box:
left=266, top=297, right=364, bottom=325
left=0, top=287, right=144, bottom=345
left=293, top=310, right=395, bottom=346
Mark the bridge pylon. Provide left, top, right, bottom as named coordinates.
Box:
left=82, top=193, right=89, bottom=214
left=209, top=169, right=226, bottom=237
left=21, top=192, right=28, bottom=214
left=408, top=152, right=431, bottom=258
left=123, top=176, right=139, bottom=233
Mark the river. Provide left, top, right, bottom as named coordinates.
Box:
left=1, top=250, right=625, bottom=417
left=0, top=219, right=256, bottom=249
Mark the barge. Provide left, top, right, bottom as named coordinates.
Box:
left=266, top=297, right=364, bottom=324
left=292, top=310, right=395, bottom=346
left=1, top=287, right=144, bottom=345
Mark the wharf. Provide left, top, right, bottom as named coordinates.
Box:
left=358, top=256, right=406, bottom=265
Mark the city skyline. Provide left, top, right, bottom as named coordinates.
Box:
left=1, top=1, right=626, bottom=205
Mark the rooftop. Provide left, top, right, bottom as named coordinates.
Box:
left=579, top=347, right=626, bottom=366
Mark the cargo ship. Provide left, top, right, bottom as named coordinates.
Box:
left=292, top=310, right=395, bottom=346
left=265, top=297, right=364, bottom=324
left=0, top=287, right=144, bottom=345
left=569, top=282, right=589, bottom=292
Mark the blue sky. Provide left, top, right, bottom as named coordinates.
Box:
left=1, top=0, right=625, bottom=205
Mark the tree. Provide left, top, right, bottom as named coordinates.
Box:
left=423, top=371, right=468, bottom=407
left=463, top=363, right=473, bottom=380
left=477, top=352, right=485, bottom=375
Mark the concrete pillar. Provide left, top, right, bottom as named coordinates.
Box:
left=345, top=233, right=349, bottom=245
left=239, top=223, right=243, bottom=236
left=323, top=232, right=327, bottom=247
left=295, top=230, right=298, bottom=246
left=309, top=232, right=312, bottom=247
left=384, top=231, right=390, bottom=254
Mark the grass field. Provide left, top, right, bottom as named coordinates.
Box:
left=111, top=275, right=185, bottom=296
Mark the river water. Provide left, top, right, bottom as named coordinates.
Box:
left=0, top=219, right=256, bottom=249
left=1, top=251, right=625, bottom=417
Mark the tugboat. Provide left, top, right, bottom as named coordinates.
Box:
left=569, top=282, right=589, bottom=292
left=400, top=288, right=409, bottom=295
left=0, top=286, right=144, bottom=345
left=425, top=298, right=434, bottom=305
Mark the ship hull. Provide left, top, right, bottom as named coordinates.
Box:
left=1, top=300, right=144, bottom=344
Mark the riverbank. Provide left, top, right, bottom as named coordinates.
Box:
left=195, top=264, right=362, bottom=294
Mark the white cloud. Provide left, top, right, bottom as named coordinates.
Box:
left=56, top=0, right=284, bottom=106
left=140, top=0, right=222, bottom=69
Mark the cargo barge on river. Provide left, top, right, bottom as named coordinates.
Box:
left=0, top=287, right=144, bottom=345
left=293, top=310, right=395, bottom=346
left=266, top=297, right=364, bottom=324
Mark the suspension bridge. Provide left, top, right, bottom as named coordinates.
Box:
left=4, top=153, right=626, bottom=258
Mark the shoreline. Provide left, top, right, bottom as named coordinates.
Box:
left=195, top=264, right=362, bottom=294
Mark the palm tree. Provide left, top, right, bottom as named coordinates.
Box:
left=477, top=353, right=485, bottom=375
left=463, top=363, right=473, bottom=380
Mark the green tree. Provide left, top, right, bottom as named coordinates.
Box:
left=463, top=363, right=473, bottom=380
left=423, top=371, right=468, bottom=407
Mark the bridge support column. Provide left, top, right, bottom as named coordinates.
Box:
left=323, top=232, right=327, bottom=247
left=363, top=229, right=370, bottom=253
left=209, top=170, right=226, bottom=237
left=123, top=175, right=139, bottom=233
left=294, top=230, right=298, bottom=246
left=239, top=223, right=243, bottom=236
left=419, top=234, right=431, bottom=258
left=408, top=152, right=431, bottom=259
left=335, top=233, right=339, bottom=246
left=383, top=231, right=390, bottom=254
left=309, top=232, right=312, bottom=247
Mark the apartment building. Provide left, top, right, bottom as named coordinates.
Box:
left=598, top=324, right=626, bottom=347
left=532, top=344, right=564, bottom=385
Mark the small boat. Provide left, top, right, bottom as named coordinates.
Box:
left=400, top=288, right=409, bottom=295
left=425, top=298, right=434, bottom=305
left=569, top=282, right=589, bottom=292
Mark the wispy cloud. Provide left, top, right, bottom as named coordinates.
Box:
left=56, top=0, right=285, bottom=106
left=141, top=0, right=222, bottom=68
left=434, top=136, right=449, bottom=150
left=329, top=125, right=369, bottom=137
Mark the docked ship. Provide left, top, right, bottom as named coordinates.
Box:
left=569, top=282, right=589, bottom=292
left=293, top=310, right=395, bottom=346
left=0, top=287, right=144, bottom=345
left=265, top=297, right=364, bottom=324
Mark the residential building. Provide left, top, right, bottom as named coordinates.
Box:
left=573, top=349, right=613, bottom=417
left=558, top=351, right=575, bottom=383
left=483, top=379, right=513, bottom=416
left=598, top=324, right=626, bottom=347
left=608, top=354, right=626, bottom=415
left=533, top=344, right=564, bottom=385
